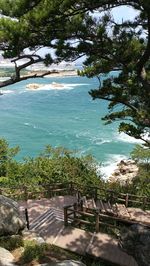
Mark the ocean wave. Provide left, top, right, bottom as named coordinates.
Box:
left=117, top=132, right=144, bottom=144
left=26, top=82, right=89, bottom=92
left=66, top=83, right=89, bottom=87
left=76, top=131, right=91, bottom=139
left=24, top=122, right=37, bottom=129
left=92, top=138, right=111, bottom=145
left=1, top=90, right=14, bottom=94
left=75, top=132, right=111, bottom=146
left=100, top=154, right=128, bottom=179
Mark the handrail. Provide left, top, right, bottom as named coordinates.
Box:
left=0, top=181, right=149, bottom=209
left=64, top=203, right=100, bottom=232
left=64, top=200, right=150, bottom=233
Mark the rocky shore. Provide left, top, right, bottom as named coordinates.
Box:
left=109, top=160, right=139, bottom=185
left=26, top=82, right=66, bottom=90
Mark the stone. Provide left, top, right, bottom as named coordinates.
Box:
left=109, top=160, right=139, bottom=185
left=36, top=261, right=86, bottom=266
left=119, top=224, right=150, bottom=266
left=26, top=83, right=42, bottom=89
left=53, top=261, right=86, bottom=266
left=22, top=230, right=45, bottom=244
left=0, top=247, right=16, bottom=266
left=0, top=195, right=25, bottom=236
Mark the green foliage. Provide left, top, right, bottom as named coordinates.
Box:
left=0, top=140, right=102, bottom=190
left=0, top=139, right=19, bottom=177
left=0, top=235, right=23, bottom=251
left=1, top=138, right=150, bottom=198
left=131, top=145, right=150, bottom=165
left=132, top=169, right=150, bottom=197
left=21, top=241, right=48, bottom=263
left=130, top=145, right=150, bottom=197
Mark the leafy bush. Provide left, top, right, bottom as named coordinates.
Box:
left=21, top=241, right=48, bottom=263
left=0, top=142, right=103, bottom=190
left=0, top=235, right=23, bottom=250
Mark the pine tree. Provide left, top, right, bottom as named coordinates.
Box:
left=0, top=0, right=150, bottom=144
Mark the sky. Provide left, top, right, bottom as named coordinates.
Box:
left=0, top=6, right=139, bottom=65
left=35, top=6, right=139, bottom=62
left=112, top=5, right=139, bottom=22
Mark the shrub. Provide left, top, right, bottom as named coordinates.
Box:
left=21, top=241, right=48, bottom=263
left=0, top=235, right=23, bottom=251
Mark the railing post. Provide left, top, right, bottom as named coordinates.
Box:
left=25, top=208, right=30, bottom=230
left=64, top=206, right=68, bottom=226
left=109, top=190, right=114, bottom=204
left=125, top=193, right=129, bottom=207
left=70, top=181, right=73, bottom=195
left=95, top=210, right=99, bottom=233
left=94, top=187, right=97, bottom=201
left=73, top=203, right=77, bottom=219
left=143, top=196, right=147, bottom=210
left=24, top=186, right=28, bottom=201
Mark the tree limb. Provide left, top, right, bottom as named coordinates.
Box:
left=0, top=70, right=58, bottom=89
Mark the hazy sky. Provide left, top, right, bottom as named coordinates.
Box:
left=1, top=6, right=139, bottom=64
left=37, top=6, right=139, bottom=62
left=112, top=5, right=139, bottom=22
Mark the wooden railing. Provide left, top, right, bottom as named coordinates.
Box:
left=64, top=203, right=100, bottom=232
left=63, top=200, right=150, bottom=233
left=64, top=202, right=127, bottom=233
left=0, top=181, right=149, bottom=209
left=0, top=182, right=75, bottom=201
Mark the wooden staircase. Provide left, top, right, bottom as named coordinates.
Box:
left=79, top=197, right=150, bottom=227
left=30, top=207, right=64, bottom=231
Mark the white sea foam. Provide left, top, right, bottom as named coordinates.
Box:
left=26, top=82, right=89, bottom=92
left=65, top=83, right=89, bottom=87
left=100, top=154, right=128, bottom=179
left=117, top=132, right=144, bottom=144
left=24, top=122, right=38, bottom=129
left=1, top=90, right=13, bottom=94
left=76, top=131, right=91, bottom=139
left=92, top=138, right=111, bottom=145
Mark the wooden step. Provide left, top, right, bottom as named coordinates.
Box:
left=96, top=200, right=117, bottom=215
left=115, top=204, right=131, bottom=219
left=82, top=197, right=97, bottom=210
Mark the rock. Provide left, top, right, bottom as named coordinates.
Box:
left=26, top=83, right=42, bottom=89
left=48, top=261, right=86, bottom=266
left=119, top=224, right=150, bottom=266
left=109, top=160, right=139, bottom=185
left=0, top=247, right=16, bottom=266
left=119, top=160, right=127, bottom=166
left=23, top=230, right=45, bottom=244
left=32, top=260, right=87, bottom=266
left=113, top=170, right=120, bottom=176
left=0, top=196, right=25, bottom=236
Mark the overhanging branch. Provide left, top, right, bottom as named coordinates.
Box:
left=0, top=70, right=58, bottom=89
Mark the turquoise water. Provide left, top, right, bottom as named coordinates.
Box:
left=0, top=75, right=138, bottom=176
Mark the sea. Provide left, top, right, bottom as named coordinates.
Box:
left=0, top=72, right=142, bottom=178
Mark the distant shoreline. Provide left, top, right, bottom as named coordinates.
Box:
left=0, top=70, right=78, bottom=81
left=27, top=70, right=78, bottom=78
